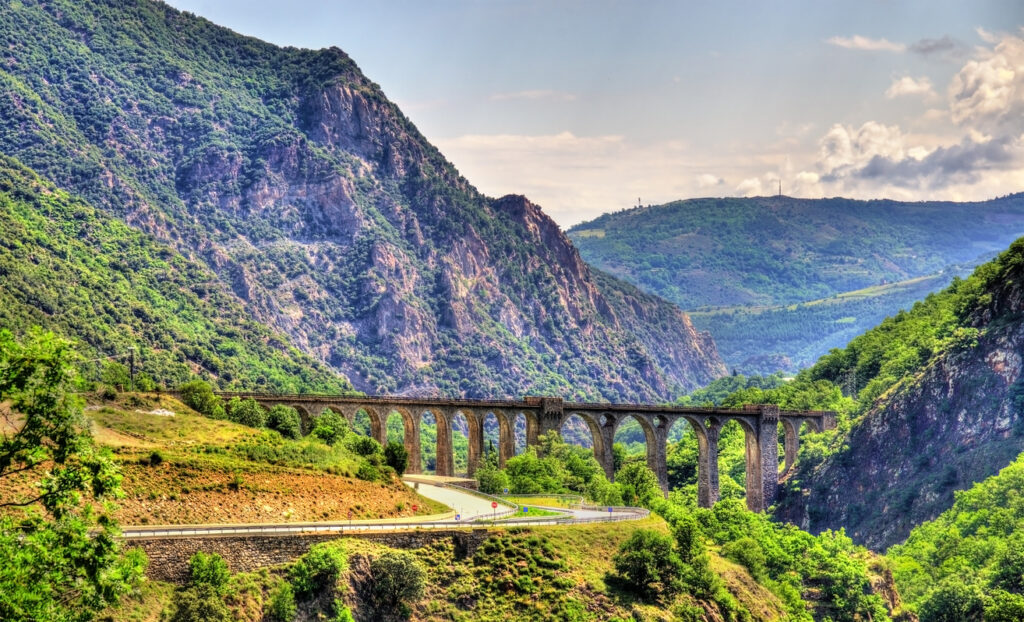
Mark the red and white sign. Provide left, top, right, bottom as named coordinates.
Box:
left=491, top=501, right=498, bottom=509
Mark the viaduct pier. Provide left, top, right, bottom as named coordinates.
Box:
left=204, top=393, right=835, bottom=512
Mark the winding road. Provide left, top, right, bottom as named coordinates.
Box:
left=119, top=479, right=647, bottom=539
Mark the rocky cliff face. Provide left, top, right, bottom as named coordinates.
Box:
left=0, top=0, right=724, bottom=399
left=778, top=247, right=1024, bottom=550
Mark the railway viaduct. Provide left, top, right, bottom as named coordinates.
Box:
left=207, top=393, right=835, bottom=513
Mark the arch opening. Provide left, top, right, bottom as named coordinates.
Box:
left=450, top=411, right=470, bottom=476
left=481, top=412, right=501, bottom=464
left=513, top=413, right=527, bottom=456
left=419, top=410, right=438, bottom=473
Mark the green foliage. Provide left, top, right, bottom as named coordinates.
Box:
left=615, top=462, right=661, bottom=506
left=168, top=584, right=230, bottom=622
left=0, top=328, right=146, bottom=622
left=474, top=452, right=510, bottom=494
left=0, top=159, right=351, bottom=394
left=888, top=454, right=1024, bottom=615
left=188, top=551, right=230, bottom=595
left=266, top=581, right=296, bottom=622
left=179, top=380, right=223, bottom=419
left=984, top=591, right=1024, bottom=622
left=383, top=440, right=408, bottom=475
left=917, top=578, right=984, bottom=622
left=611, top=529, right=683, bottom=601
left=225, top=397, right=267, bottom=428
left=266, top=405, right=302, bottom=440
left=288, top=544, right=347, bottom=598
left=369, top=551, right=426, bottom=611
left=721, top=537, right=767, bottom=581
left=347, top=434, right=382, bottom=457
left=312, top=410, right=349, bottom=446
left=568, top=194, right=1024, bottom=372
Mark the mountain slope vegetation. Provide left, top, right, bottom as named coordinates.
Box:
left=774, top=237, right=1024, bottom=549
left=0, top=156, right=349, bottom=391
left=0, top=0, right=723, bottom=400
left=568, top=195, right=1024, bottom=372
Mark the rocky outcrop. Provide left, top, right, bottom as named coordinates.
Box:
left=778, top=247, right=1024, bottom=550
left=0, top=0, right=725, bottom=400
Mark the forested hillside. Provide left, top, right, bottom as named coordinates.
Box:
left=773, top=237, right=1024, bottom=549
left=0, top=156, right=349, bottom=392
left=568, top=195, right=1024, bottom=372
left=0, top=0, right=723, bottom=400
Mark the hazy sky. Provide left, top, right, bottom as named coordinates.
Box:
left=166, top=1, right=1024, bottom=226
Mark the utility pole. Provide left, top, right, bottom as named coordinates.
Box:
left=129, top=347, right=137, bottom=392
left=778, top=179, right=782, bottom=196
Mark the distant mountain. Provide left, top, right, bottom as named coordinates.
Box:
left=0, top=0, right=723, bottom=400
left=775, top=238, right=1024, bottom=549
left=568, top=195, right=1024, bottom=372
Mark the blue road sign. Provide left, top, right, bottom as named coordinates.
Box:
left=455, top=514, right=461, bottom=521
left=522, top=506, right=528, bottom=513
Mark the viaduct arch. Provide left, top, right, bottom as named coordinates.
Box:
left=204, top=393, right=835, bottom=512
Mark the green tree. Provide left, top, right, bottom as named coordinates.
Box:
left=984, top=591, right=1024, bottom=622
left=611, top=529, right=683, bottom=601
left=168, top=584, right=230, bottom=622
left=266, top=405, right=302, bottom=439
left=369, top=551, right=425, bottom=612
left=616, top=462, right=661, bottom=506
left=384, top=441, right=409, bottom=475
left=475, top=454, right=510, bottom=494
left=225, top=397, right=266, bottom=428
left=917, top=579, right=984, bottom=622
left=0, top=328, right=145, bottom=621
left=179, top=380, right=223, bottom=419
left=188, top=551, right=230, bottom=595
left=312, top=410, right=349, bottom=446
left=266, top=581, right=296, bottom=622
left=289, top=544, right=347, bottom=598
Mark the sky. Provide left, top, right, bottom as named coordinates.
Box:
left=166, top=0, right=1024, bottom=227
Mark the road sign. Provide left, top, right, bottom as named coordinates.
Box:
left=503, top=488, right=509, bottom=494
left=455, top=513, right=461, bottom=521
left=522, top=506, right=528, bottom=513
left=491, top=501, right=498, bottom=509
left=411, top=504, right=418, bottom=512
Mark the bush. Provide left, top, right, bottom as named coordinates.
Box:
left=384, top=441, right=409, bottom=475
left=611, top=528, right=683, bottom=601
left=369, top=551, right=425, bottom=610
left=985, top=591, right=1024, bottom=622
left=267, top=405, right=302, bottom=439
left=312, top=410, right=349, bottom=445
left=266, top=581, right=296, bottom=621
left=356, top=462, right=380, bottom=482
left=615, top=462, right=662, bottom=506
left=188, top=551, right=230, bottom=594
left=918, top=579, right=985, bottom=622
left=169, top=584, right=230, bottom=622
left=179, top=380, right=222, bottom=418
left=347, top=434, right=382, bottom=457
left=722, top=537, right=767, bottom=581
left=226, top=397, right=266, bottom=428
left=148, top=450, right=164, bottom=466
left=289, top=544, right=347, bottom=598
left=475, top=460, right=509, bottom=494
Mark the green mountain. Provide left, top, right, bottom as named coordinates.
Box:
left=0, top=0, right=724, bottom=400
left=567, top=195, right=1024, bottom=373
left=0, top=156, right=349, bottom=392
left=774, top=237, right=1024, bottom=549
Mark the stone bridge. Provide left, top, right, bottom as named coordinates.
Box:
left=209, top=393, right=835, bottom=512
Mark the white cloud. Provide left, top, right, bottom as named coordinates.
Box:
left=949, top=32, right=1024, bottom=129
left=489, top=89, right=576, bottom=102
left=826, top=35, right=906, bottom=52
left=696, top=173, right=723, bottom=188
left=735, top=177, right=764, bottom=196
left=886, top=76, right=936, bottom=98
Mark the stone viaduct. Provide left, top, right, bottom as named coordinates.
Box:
left=211, top=393, right=835, bottom=513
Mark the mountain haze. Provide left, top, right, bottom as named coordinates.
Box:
left=0, top=0, right=723, bottom=400
left=569, top=195, right=1024, bottom=372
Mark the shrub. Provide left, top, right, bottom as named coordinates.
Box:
left=266, top=581, right=296, bottom=621
left=918, top=579, right=985, bottom=622
left=289, top=544, right=347, bottom=598
left=475, top=460, right=509, bottom=494
left=611, top=528, right=683, bottom=601
left=226, top=397, right=266, bottom=428
left=384, top=441, right=409, bottom=475
left=615, top=462, right=662, bottom=506
left=148, top=450, right=164, bottom=466
left=369, top=551, right=425, bottom=611
left=356, top=462, right=380, bottom=482
left=312, top=410, right=348, bottom=445
left=267, top=405, right=302, bottom=439
left=722, top=537, right=767, bottom=581
left=985, top=591, right=1024, bottom=622
left=347, top=434, right=382, bottom=457
left=188, top=551, right=230, bottom=594
left=169, top=584, right=230, bottom=622
left=179, top=380, right=221, bottom=418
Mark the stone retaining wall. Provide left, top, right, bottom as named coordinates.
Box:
left=132, top=529, right=490, bottom=583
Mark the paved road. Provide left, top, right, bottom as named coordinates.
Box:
left=118, top=481, right=647, bottom=538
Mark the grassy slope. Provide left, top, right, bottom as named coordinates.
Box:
left=111, top=517, right=789, bottom=622
left=81, top=393, right=446, bottom=524
left=0, top=155, right=351, bottom=392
